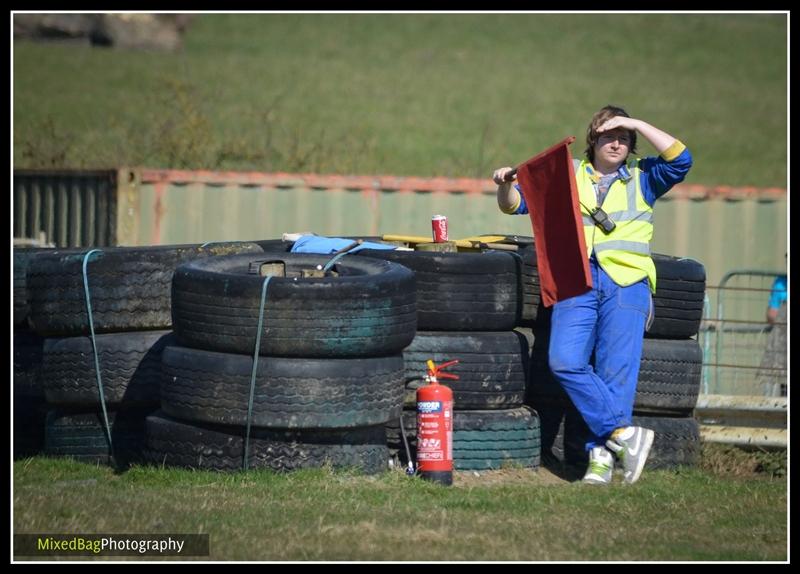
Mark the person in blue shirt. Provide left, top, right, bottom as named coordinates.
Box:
left=766, top=274, right=787, bottom=324
left=493, top=105, right=692, bottom=485
left=759, top=271, right=787, bottom=396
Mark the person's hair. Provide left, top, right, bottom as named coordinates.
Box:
left=584, top=105, right=637, bottom=163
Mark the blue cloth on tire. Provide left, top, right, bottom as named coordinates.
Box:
left=290, top=235, right=396, bottom=254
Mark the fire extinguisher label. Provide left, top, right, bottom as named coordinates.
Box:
left=419, top=438, right=441, bottom=450
left=417, top=401, right=442, bottom=413
left=417, top=451, right=444, bottom=461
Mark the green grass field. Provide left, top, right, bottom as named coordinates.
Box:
left=13, top=13, right=787, bottom=187
left=13, top=446, right=786, bottom=561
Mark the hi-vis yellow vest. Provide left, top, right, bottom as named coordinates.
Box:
left=574, top=158, right=657, bottom=293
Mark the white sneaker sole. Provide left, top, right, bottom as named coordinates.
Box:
left=582, top=476, right=612, bottom=485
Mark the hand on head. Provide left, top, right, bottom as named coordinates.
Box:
left=597, top=116, right=638, bottom=133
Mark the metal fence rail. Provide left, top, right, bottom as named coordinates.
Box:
left=695, top=394, right=787, bottom=448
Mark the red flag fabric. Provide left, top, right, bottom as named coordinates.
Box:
left=515, top=136, right=592, bottom=307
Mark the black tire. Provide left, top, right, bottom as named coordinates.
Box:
left=471, top=234, right=539, bottom=326
left=144, top=411, right=388, bottom=474
left=27, top=242, right=263, bottom=336
left=14, top=332, right=45, bottom=400
left=14, top=399, right=47, bottom=459
left=631, top=414, right=700, bottom=469
left=535, top=400, right=589, bottom=468
left=171, top=252, right=416, bottom=358
left=402, top=331, right=527, bottom=409
left=14, top=333, right=47, bottom=458
left=161, top=346, right=404, bottom=428
left=537, top=406, right=700, bottom=470
left=13, top=249, right=32, bottom=329
left=41, top=331, right=172, bottom=407
left=44, top=407, right=154, bottom=466
left=512, top=242, right=542, bottom=325
left=356, top=249, right=518, bottom=331
left=482, top=237, right=543, bottom=327
left=452, top=408, right=541, bottom=470
left=387, top=407, right=541, bottom=470
left=532, top=398, right=568, bottom=466
left=14, top=247, right=60, bottom=329
left=635, top=339, right=702, bottom=414
left=528, top=337, right=701, bottom=415
left=648, top=254, right=706, bottom=339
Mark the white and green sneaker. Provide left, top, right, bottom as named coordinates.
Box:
left=582, top=446, right=614, bottom=485
left=606, top=426, right=655, bottom=484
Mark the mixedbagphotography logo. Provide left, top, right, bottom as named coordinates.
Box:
left=14, top=534, right=210, bottom=557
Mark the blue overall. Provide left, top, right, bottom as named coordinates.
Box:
left=548, top=256, right=650, bottom=450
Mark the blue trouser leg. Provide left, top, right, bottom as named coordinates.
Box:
left=548, top=260, right=650, bottom=449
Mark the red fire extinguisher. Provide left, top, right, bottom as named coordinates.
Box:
left=416, top=359, right=458, bottom=486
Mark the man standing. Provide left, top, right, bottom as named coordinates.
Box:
left=493, top=105, right=693, bottom=484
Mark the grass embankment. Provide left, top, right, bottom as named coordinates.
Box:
left=13, top=13, right=787, bottom=187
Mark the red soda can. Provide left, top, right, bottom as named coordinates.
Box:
left=431, top=214, right=448, bottom=243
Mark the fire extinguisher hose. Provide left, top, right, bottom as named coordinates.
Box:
left=398, top=402, right=416, bottom=475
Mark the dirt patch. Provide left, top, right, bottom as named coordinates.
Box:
left=453, top=464, right=577, bottom=488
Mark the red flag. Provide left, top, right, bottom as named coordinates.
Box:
left=515, top=136, right=592, bottom=307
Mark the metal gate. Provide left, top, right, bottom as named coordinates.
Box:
left=700, top=270, right=787, bottom=396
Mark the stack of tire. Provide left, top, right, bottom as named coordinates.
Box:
left=13, top=247, right=51, bottom=458
left=356, top=248, right=541, bottom=472
left=146, top=252, right=416, bottom=474
left=24, top=243, right=262, bottom=467
left=526, top=250, right=705, bottom=472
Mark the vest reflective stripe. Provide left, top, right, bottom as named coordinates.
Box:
left=573, top=157, right=657, bottom=292
left=593, top=240, right=651, bottom=255
left=624, top=173, right=637, bottom=211
left=608, top=210, right=654, bottom=223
